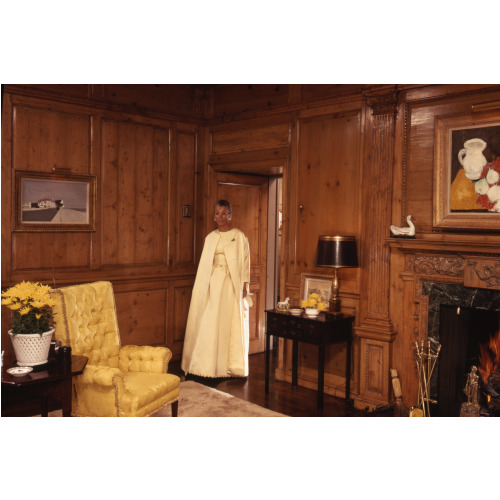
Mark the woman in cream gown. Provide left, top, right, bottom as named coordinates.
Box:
left=181, top=200, right=251, bottom=378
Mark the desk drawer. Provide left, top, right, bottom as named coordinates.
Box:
left=266, top=311, right=354, bottom=345
left=267, top=315, right=325, bottom=342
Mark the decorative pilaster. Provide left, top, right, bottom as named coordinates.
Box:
left=355, top=91, right=399, bottom=408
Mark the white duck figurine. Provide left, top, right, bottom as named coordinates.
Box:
left=390, top=215, right=415, bottom=237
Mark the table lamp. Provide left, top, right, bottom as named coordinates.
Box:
left=315, top=235, right=358, bottom=314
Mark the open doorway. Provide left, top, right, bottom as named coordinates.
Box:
left=211, top=170, right=282, bottom=353
left=266, top=177, right=283, bottom=311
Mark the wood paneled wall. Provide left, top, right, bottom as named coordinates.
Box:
left=3, top=84, right=500, bottom=412
left=1, top=86, right=201, bottom=360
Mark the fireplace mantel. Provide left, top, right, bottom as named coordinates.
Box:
left=388, top=237, right=500, bottom=256
left=388, top=236, right=500, bottom=409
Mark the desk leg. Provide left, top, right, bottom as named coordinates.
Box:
left=41, top=387, right=49, bottom=417
left=292, top=340, right=298, bottom=387
left=345, top=339, right=352, bottom=403
left=318, top=346, right=325, bottom=411
left=265, top=333, right=270, bottom=394
left=62, top=379, right=73, bottom=417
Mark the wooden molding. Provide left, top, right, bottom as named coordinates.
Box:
left=366, top=92, right=399, bottom=116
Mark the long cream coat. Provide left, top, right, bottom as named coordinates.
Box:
left=181, top=228, right=250, bottom=377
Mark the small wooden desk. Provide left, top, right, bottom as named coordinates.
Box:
left=2, top=355, right=88, bottom=417
left=265, top=309, right=354, bottom=411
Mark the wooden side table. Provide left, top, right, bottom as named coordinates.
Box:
left=1, top=355, right=88, bottom=417
left=265, top=309, right=354, bottom=411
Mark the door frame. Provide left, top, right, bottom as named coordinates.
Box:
left=205, top=160, right=287, bottom=353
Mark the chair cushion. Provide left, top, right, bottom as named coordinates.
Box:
left=120, top=372, right=180, bottom=417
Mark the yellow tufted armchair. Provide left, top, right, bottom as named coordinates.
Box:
left=51, top=281, right=180, bottom=417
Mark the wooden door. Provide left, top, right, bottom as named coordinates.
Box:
left=214, top=172, right=269, bottom=353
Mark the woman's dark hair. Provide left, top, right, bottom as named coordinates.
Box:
left=214, top=199, right=232, bottom=214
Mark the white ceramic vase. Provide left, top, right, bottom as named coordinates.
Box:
left=8, top=328, right=54, bottom=366
left=305, top=308, right=320, bottom=317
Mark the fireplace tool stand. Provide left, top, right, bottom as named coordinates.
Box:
left=413, top=340, right=441, bottom=417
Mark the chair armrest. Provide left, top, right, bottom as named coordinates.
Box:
left=118, top=345, right=173, bottom=373
left=77, top=364, right=125, bottom=388
left=73, top=364, right=125, bottom=417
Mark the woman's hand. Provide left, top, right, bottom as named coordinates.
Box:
left=242, top=282, right=248, bottom=298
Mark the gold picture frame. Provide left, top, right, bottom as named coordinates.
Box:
left=300, top=272, right=333, bottom=304
left=14, top=170, right=96, bottom=232
left=433, top=109, right=500, bottom=230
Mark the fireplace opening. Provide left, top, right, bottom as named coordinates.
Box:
left=422, top=281, right=500, bottom=417
left=438, top=305, right=500, bottom=417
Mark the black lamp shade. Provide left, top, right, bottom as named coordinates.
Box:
left=315, top=235, right=358, bottom=268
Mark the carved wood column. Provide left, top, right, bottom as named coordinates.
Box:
left=355, top=92, right=398, bottom=408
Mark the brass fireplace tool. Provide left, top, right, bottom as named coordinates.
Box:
left=413, top=339, right=441, bottom=417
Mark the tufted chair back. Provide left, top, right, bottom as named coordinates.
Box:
left=52, top=281, right=121, bottom=367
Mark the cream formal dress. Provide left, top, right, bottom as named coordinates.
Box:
left=181, top=228, right=250, bottom=377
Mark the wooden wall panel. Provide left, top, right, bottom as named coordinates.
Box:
left=101, top=120, right=169, bottom=267
left=359, top=338, right=389, bottom=402
left=102, top=85, right=194, bottom=117
left=13, top=105, right=91, bottom=173
left=170, top=282, right=194, bottom=358
left=12, top=233, right=91, bottom=271
left=114, top=288, right=167, bottom=346
left=291, top=111, right=362, bottom=283
left=211, top=123, right=289, bottom=155
left=9, top=104, right=93, bottom=276
left=174, top=131, right=197, bottom=267
left=212, top=84, right=290, bottom=117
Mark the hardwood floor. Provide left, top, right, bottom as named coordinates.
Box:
left=169, top=350, right=374, bottom=417
left=3, top=350, right=390, bottom=417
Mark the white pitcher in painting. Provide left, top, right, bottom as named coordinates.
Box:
left=458, top=138, right=487, bottom=180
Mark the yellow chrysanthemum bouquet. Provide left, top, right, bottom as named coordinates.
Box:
left=1, top=281, right=58, bottom=335
left=300, top=293, right=327, bottom=311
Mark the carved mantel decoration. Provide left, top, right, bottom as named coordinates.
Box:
left=405, top=253, right=500, bottom=289
left=467, top=259, right=500, bottom=289
left=407, top=255, right=465, bottom=277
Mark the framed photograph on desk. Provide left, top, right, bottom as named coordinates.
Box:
left=300, top=273, right=333, bottom=303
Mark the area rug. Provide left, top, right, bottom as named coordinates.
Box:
left=151, top=381, right=286, bottom=417
left=36, top=380, right=286, bottom=417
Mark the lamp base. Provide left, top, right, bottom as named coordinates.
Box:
left=325, top=297, right=343, bottom=318
left=324, top=311, right=344, bottom=318
left=328, top=298, right=341, bottom=314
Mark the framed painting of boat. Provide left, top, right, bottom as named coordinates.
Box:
left=13, top=170, right=96, bottom=232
